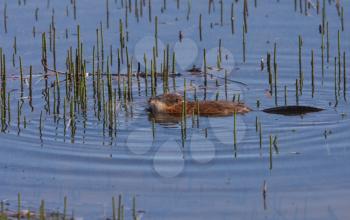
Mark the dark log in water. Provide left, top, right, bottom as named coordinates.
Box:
left=263, top=106, right=324, bottom=116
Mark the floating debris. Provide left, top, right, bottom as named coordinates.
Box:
left=186, top=65, right=202, bottom=73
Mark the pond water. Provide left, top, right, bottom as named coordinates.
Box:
left=0, top=0, right=349, bottom=219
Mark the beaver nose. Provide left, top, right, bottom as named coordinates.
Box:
left=147, top=100, right=155, bottom=112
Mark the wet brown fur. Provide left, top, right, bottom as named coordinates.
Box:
left=148, top=93, right=251, bottom=116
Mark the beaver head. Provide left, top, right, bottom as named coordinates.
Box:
left=148, top=93, right=183, bottom=114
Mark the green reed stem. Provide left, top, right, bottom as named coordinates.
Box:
left=112, top=196, right=116, bottom=220
left=298, top=35, right=303, bottom=93
left=231, top=2, right=235, bottom=34
left=321, top=27, right=324, bottom=79
left=203, top=48, right=207, bottom=87
left=117, top=194, right=122, bottom=220
left=155, top=16, right=158, bottom=57
left=106, top=0, right=110, bottom=28
left=344, top=51, right=346, bottom=99
left=259, top=122, right=262, bottom=150
left=338, top=30, right=341, bottom=89
left=295, top=79, right=299, bottom=105
left=3, top=3, right=7, bottom=33
left=199, top=14, right=202, bottom=41
left=132, top=196, right=136, bottom=220
left=311, top=49, right=315, bottom=97
left=334, top=57, right=338, bottom=105
left=172, top=51, right=176, bottom=74
left=220, top=0, right=223, bottom=26
left=341, top=7, right=344, bottom=31
left=63, top=196, right=67, bottom=220
left=284, top=85, right=287, bottom=105
left=17, top=193, right=21, bottom=220
left=234, top=111, right=237, bottom=151
left=243, top=0, right=248, bottom=33
left=148, top=0, right=152, bottom=22
left=274, top=43, right=277, bottom=106
left=326, top=22, right=329, bottom=63
left=269, top=135, right=273, bottom=170
left=39, top=200, right=45, bottom=220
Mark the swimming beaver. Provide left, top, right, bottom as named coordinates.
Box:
left=148, top=93, right=251, bottom=116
